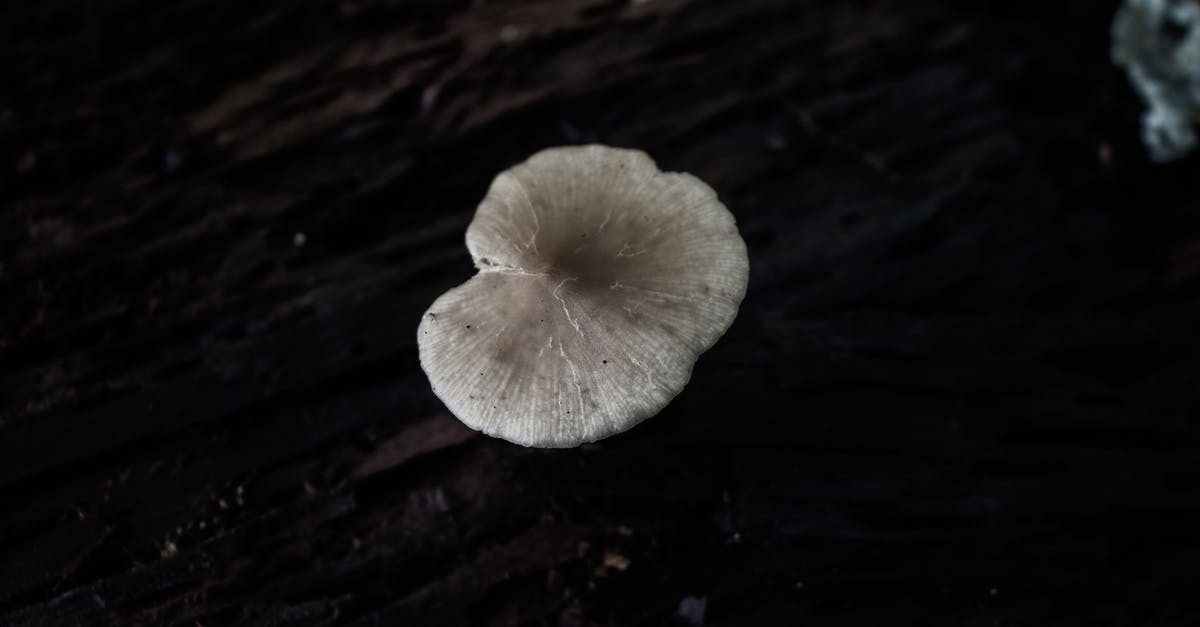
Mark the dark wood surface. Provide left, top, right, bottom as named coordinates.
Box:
left=3, top=0, right=1200, bottom=625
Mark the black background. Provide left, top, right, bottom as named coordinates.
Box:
left=3, top=0, right=1200, bottom=625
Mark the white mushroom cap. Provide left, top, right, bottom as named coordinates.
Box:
left=1112, top=0, right=1200, bottom=161
left=417, top=144, right=749, bottom=447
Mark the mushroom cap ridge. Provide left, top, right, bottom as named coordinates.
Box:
left=418, top=144, right=749, bottom=447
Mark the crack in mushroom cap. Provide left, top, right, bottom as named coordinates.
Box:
left=417, top=144, right=749, bottom=447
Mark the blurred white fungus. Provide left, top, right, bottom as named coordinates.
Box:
left=675, top=596, right=707, bottom=626
left=417, top=145, right=749, bottom=447
left=1112, top=0, right=1200, bottom=161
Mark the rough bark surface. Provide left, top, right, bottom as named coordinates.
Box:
left=2, top=0, right=1200, bottom=625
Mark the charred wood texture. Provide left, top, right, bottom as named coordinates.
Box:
left=2, top=0, right=1200, bottom=625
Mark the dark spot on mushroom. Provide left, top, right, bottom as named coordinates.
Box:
left=465, top=325, right=471, bottom=329
left=602, top=360, right=607, bottom=364
left=1162, top=16, right=1191, bottom=43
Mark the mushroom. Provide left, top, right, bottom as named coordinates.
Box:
left=417, top=144, right=749, bottom=447
left=1112, top=0, right=1200, bottom=161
